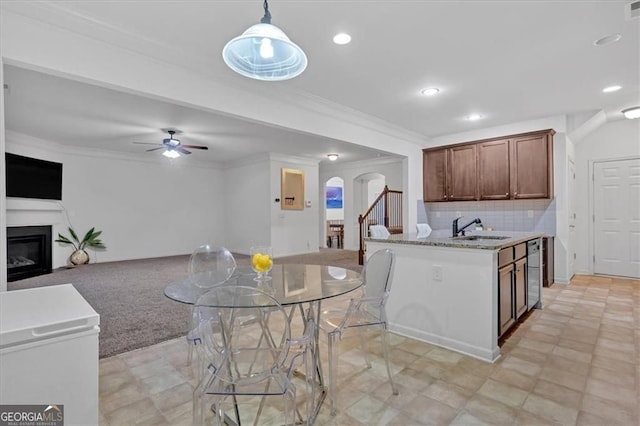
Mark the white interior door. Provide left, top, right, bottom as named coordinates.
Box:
left=593, top=158, right=640, bottom=278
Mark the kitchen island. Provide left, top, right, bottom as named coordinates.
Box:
left=365, top=230, right=544, bottom=362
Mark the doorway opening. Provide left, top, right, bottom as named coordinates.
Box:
left=325, top=177, right=344, bottom=249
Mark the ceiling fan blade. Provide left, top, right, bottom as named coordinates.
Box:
left=176, top=146, right=192, bottom=155
left=133, top=142, right=163, bottom=146
left=181, top=144, right=209, bottom=150
left=146, top=147, right=165, bottom=152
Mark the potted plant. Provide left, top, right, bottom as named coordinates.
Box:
left=55, top=227, right=106, bottom=265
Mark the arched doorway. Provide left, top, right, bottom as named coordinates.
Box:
left=324, top=177, right=344, bottom=248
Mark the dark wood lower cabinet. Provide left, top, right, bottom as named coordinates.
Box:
left=514, top=258, right=527, bottom=319
left=498, top=263, right=515, bottom=337
left=498, top=243, right=528, bottom=338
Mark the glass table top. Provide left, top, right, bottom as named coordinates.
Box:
left=164, top=264, right=363, bottom=306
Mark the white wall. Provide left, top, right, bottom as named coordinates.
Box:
left=270, top=155, right=319, bottom=257
left=573, top=118, right=640, bottom=274
left=553, top=132, right=572, bottom=283
left=223, top=156, right=271, bottom=255
left=6, top=132, right=226, bottom=268
left=223, top=153, right=320, bottom=257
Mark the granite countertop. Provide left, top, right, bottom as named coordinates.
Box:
left=365, top=230, right=547, bottom=250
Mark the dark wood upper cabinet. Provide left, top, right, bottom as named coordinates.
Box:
left=423, top=149, right=448, bottom=202
left=478, top=139, right=510, bottom=200
left=423, top=129, right=554, bottom=202
left=448, top=144, right=478, bottom=201
left=510, top=133, right=553, bottom=199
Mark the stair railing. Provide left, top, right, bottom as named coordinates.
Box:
left=358, top=185, right=403, bottom=264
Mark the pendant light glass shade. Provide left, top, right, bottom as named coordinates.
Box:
left=622, top=106, right=640, bottom=119
left=222, top=1, right=307, bottom=81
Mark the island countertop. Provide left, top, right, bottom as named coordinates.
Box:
left=365, top=230, right=547, bottom=250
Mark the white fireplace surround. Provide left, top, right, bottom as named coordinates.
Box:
left=6, top=198, right=67, bottom=269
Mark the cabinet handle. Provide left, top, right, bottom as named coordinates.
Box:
left=505, top=193, right=509, bottom=196
left=514, top=192, right=518, bottom=196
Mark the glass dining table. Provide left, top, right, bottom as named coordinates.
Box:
left=164, top=263, right=363, bottom=423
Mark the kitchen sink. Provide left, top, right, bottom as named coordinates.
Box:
left=451, top=235, right=510, bottom=241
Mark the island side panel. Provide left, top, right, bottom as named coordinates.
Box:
left=366, top=241, right=500, bottom=362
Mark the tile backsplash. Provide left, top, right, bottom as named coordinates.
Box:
left=417, top=199, right=556, bottom=235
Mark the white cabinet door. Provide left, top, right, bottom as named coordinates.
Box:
left=593, top=158, right=640, bottom=278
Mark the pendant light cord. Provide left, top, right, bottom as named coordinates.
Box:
left=260, top=0, right=272, bottom=24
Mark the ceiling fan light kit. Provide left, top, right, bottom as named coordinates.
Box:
left=133, top=129, right=209, bottom=158
left=222, top=0, right=307, bottom=81
left=162, top=149, right=181, bottom=159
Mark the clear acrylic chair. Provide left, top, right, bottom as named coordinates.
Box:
left=186, top=245, right=237, bottom=369
left=369, top=224, right=391, bottom=238
left=192, top=285, right=315, bottom=426
left=416, top=223, right=432, bottom=238
left=319, top=248, right=398, bottom=416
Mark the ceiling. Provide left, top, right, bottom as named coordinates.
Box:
left=2, top=1, right=639, bottom=164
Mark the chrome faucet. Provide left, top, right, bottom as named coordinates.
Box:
left=452, top=217, right=481, bottom=237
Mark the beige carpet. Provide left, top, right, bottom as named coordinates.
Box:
left=8, top=248, right=360, bottom=358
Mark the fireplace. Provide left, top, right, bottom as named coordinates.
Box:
left=7, top=225, right=53, bottom=282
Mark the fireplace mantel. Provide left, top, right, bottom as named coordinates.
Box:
left=6, top=198, right=67, bottom=269
left=6, top=198, right=64, bottom=227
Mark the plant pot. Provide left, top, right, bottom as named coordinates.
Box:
left=70, top=249, right=90, bottom=265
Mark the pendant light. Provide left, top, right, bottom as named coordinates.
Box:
left=622, top=106, right=640, bottom=119
left=222, top=0, right=307, bottom=81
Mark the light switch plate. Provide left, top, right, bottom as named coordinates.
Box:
left=433, top=265, right=443, bottom=281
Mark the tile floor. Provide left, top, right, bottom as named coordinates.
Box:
left=99, top=274, right=639, bottom=425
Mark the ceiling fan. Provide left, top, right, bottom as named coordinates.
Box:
left=133, top=130, right=209, bottom=157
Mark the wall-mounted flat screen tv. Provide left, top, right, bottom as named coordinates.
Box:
left=5, top=153, right=63, bottom=200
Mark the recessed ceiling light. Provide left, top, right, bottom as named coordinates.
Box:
left=333, top=33, right=351, bottom=45
left=465, top=113, right=483, bottom=121
left=602, top=85, right=622, bottom=93
left=420, top=87, right=440, bottom=96
left=622, top=106, right=640, bottom=119
left=594, top=33, right=622, bottom=46
left=327, top=153, right=339, bottom=161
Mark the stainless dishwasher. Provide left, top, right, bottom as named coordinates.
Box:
left=527, top=238, right=542, bottom=309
